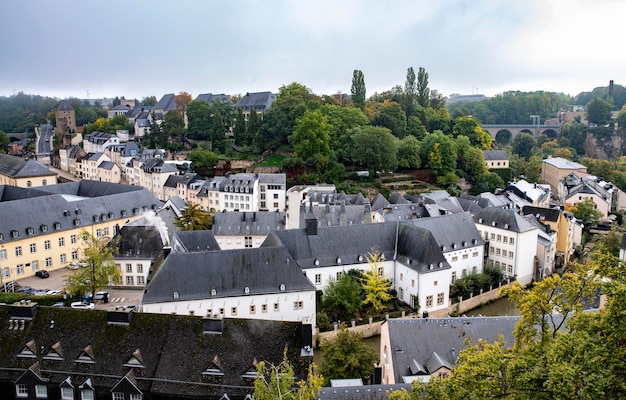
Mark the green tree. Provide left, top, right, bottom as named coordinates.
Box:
left=471, top=172, right=504, bottom=195
left=416, top=67, right=430, bottom=108
left=510, top=132, right=536, bottom=160
left=349, top=126, right=398, bottom=174
left=162, top=110, right=186, bottom=140
left=247, top=108, right=262, bottom=148
left=396, top=135, right=421, bottom=169
left=567, top=198, right=602, bottom=231
left=351, top=70, right=366, bottom=110
left=188, top=148, right=218, bottom=169
left=289, top=109, right=331, bottom=164
left=616, top=105, right=626, bottom=130
left=140, top=96, right=157, bottom=106
left=0, top=130, right=8, bottom=153
left=586, top=97, right=613, bottom=126
left=452, top=116, right=492, bottom=149
left=320, top=104, right=369, bottom=162
left=322, top=273, right=363, bottom=320
left=207, top=100, right=234, bottom=153
left=233, top=107, right=247, bottom=145
left=371, top=101, right=407, bottom=138
left=402, top=67, right=417, bottom=117
left=361, top=249, right=392, bottom=313
left=253, top=350, right=323, bottom=400
left=421, top=131, right=457, bottom=176
left=320, top=325, right=377, bottom=385
left=175, top=203, right=213, bottom=230
left=186, top=99, right=212, bottom=140
left=65, top=230, right=120, bottom=297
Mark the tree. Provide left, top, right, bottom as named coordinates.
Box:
left=289, top=109, right=331, bottom=164
left=247, top=108, right=261, bottom=148
left=396, top=135, right=421, bottom=169
left=188, top=148, right=218, bottom=169
left=371, top=101, right=406, bottom=138
left=361, top=249, right=392, bottom=313
left=319, top=104, right=369, bottom=163
left=452, top=116, right=492, bottom=149
left=186, top=99, right=212, bottom=140
left=416, top=67, right=430, bottom=108
left=586, top=97, right=613, bottom=126
left=0, top=130, right=8, bottom=153
left=175, top=203, right=213, bottom=230
left=320, top=325, right=377, bottom=385
left=402, top=67, right=417, bottom=117
left=141, top=96, right=157, bottom=106
left=65, top=230, right=120, bottom=297
left=349, top=126, right=398, bottom=174
left=253, top=350, right=323, bottom=400
left=421, top=131, right=457, bottom=176
left=233, top=108, right=247, bottom=145
left=174, top=91, right=193, bottom=117
left=322, top=273, right=363, bottom=320
left=510, top=132, right=535, bottom=160
left=471, top=172, right=504, bottom=195
left=567, top=198, right=602, bottom=231
left=351, top=70, right=366, bottom=110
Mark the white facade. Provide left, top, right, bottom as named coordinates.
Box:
left=394, top=262, right=451, bottom=314
left=443, top=243, right=485, bottom=284
left=116, top=258, right=151, bottom=287
left=142, top=290, right=316, bottom=328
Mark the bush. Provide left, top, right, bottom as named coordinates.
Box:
left=316, top=312, right=331, bottom=331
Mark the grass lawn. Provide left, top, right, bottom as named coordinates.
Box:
left=256, top=154, right=285, bottom=167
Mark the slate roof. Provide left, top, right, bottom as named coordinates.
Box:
left=370, top=193, right=390, bottom=212
left=110, top=104, right=130, bottom=112
left=57, top=100, right=74, bottom=111
left=141, top=158, right=178, bottom=173
left=85, top=131, right=115, bottom=144
left=110, top=225, right=165, bottom=261
left=386, top=316, right=520, bottom=383
left=135, top=118, right=150, bottom=128
left=196, top=93, right=231, bottom=104
left=318, top=383, right=413, bottom=400
left=234, top=91, right=276, bottom=112
left=142, top=246, right=315, bottom=304
left=263, top=222, right=450, bottom=274
left=0, top=304, right=308, bottom=399
left=472, top=207, right=537, bottom=233
left=483, top=150, right=509, bottom=161
left=258, top=173, right=286, bottom=185
left=0, top=181, right=161, bottom=245
left=171, top=230, right=220, bottom=253
left=153, top=93, right=176, bottom=112
left=120, top=141, right=139, bottom=157
left=99, top=161, right=116, bottom=170
left=521, top=206, right=561, bottom=223
left=299, top=203, right=372, bottom=227
left=213, top=211, right=286, bottom=236
left=407, top=212, right=484, bottom=251
left=0, top=154, right=56, bottom=178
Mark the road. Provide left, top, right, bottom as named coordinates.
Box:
left=14, top=268, right=144, bottom=311
left=35, top=123, right=53, bottom=163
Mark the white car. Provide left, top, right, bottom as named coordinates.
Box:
left=70, top=301, right=95, bottom=310
left=46, top=290, right=61, bottom=295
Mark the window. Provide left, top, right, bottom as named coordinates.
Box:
left=260, top=193, right=266, bottom=200
left=16, top=264, right=24, bottom=275
left=137, top=276, right=145, bottom=285
left=451, top=271, right=456, bottom=284
left=245, top=236, right=252, bottom=248
left=411, top=279, right=415, bottom=288
left=30, top=243, right=37, bottom=253
left=273, top=303, right=279, bottom=312
left=60, top=254, right=66, bottom=263
left=472, top=266, right=477, bottom=274
left=463, top=254, right=469, bottom=260
left=32, top=260, right=39, bottom=271
left=231, top=307, right=237, bottom=316
left=112, top=394, right=124, bottom=400
left=250, top=305, right=256, bottom=314
left=137, top=264, right=143, bottom=273
left=377, top=267, right=384, bottom=277
left=103, top=227, right=109, bottom=237
left=130, top=394, right=142, bottom=400
left=27, top=181, right=32, bottom=187
left=490, top=233, right=495, bottom=240
left=451, top=256, right=458, bottom=262
left=2, top=267, right=9, bottom=278
left=262, top=304, right=268, bottom=313
left=126, top=264, right=133, bottom=273
left=437, top=292, right=445, bottom=305
left=219, top=308, right=224, bottom=315
left=315, top=274, right=321, bottom=285
left=503, top=236, right=508, bottom=244
left=15, top=246, right=22, bottom=256
left=273, top=202, right=279, bottom=208
left=71, top=235, right=77, bottom=244
left=0, top=249, right=6, bottom=260
left=16, top=384, right=28, bottom=397
left=433, top=280, right=438, bottom=286
left=61, top=387, right=73, bottom=400
left=398, top=287, right=404, bottom=300
left=496, top=248, right=501, bottom=256
left=497, top=234, right=501, bottom=242
left=294, top=301, right=303, bottom=310
left=126, top=276, right=134, bottom=285
left=510, top=237, right=514, bottom=245
left=44, top=240, right=51, bottom=250
left=96, top=229, right=102, bottom=238
left=400, top=273, right=403, bottom=281
left=462, top=268, right=467, bottom=277
left=473, top=251, right=479, bottom=257
left=426, top=295, right=433, bottom=308
left=35, top=384, right=47, bottom=397
left=81, top=389, right=94, bottom=400
left=508, top=265, right=513, bottom=274
left=509, top=251, right=514, bottom=259
left=59, top=237, right=65, bottom=247
left=336, top=271, right=344, bottom=279
left=72, top=251, right=78, bottom=260
left=273, top=193, right=278, bottom=199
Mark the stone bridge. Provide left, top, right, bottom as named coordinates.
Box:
left=482, top=124, right=561, bottom=143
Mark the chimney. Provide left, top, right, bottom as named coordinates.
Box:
left=203, top=315, right=224, bottom=334
left=107, top=308, right=134, bottom=325
left=10, top=300, right=38, bottom=320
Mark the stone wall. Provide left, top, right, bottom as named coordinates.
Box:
left=429, top=281, right=514, bottom=318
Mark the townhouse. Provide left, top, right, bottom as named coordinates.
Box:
left=0, top=154, right=57, bottom=188
left=212, top=211, right=286, bottom=249
left=197, top=173, right=287, bottom=213
left=541, top=156, right=588, bottom=193
left=521, top=205, right=577, bottom=268
left=82, top=131, right=120, bottom=154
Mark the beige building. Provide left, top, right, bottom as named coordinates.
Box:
left=522, top=206, right=576, bottom=268
left=0, top=154, right=58, bottom=188
left=0, top=181, right=161, bottom=281
left=541, top=157, right=588, bottom=193
left=483, top=150, right=509, bottom=169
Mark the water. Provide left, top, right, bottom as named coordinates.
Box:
left=465, top=296, right=520, bottom=316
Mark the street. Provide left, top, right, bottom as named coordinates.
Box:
left=35, top=123, right=53, bottom=163
left=14, top=267, right=144, bottom=311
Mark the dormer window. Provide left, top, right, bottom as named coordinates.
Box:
left=358, top=255, right=364, bottom=262
left=314, top=259, right=320, bottom=266
left=63, top=210, right=70, bottom=217
left=26, top=227, right=34, bottom=235
left=244, top=287, right=250, bottom=294
left=492, top=221, right=496, bottom=227
left=173, top=291, right=179, bottom=299
left=93, top=215, right=100, bottom=222
left=211, top=289, right=216, bottom=296
left=74, top=219, right=80, bottom=226
left=54, top=222, right=61, bottom=230
left=11, top=230, right=19, bottom=238
left=336, top=257, right=342, bottom=264
left=75, top=209, right=82, bottom=215
left=280, top=284, right=285, bottom=291
left=40, top=225, right=48, bottom=232
left=121, top=210, right=127, bottom=217
left=133, top=208, right=139, bottom=215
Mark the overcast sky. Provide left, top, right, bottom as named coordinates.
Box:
left=1, top=0, right=623, bottom=101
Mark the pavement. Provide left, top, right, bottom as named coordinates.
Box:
left=14, top=268, right=144, bottom=311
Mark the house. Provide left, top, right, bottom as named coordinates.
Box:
left=0, top=302, right=311, bottom=399
left=134, top=118, right=151, bottom=138
left=97, top=160, right=121, bottom=183
left=196, top=93, right=230, bottom=104
left=133, top=158, right=179, bottom=201
left=205, top=172, right=287, bottom=213
left=483, top=150, right=509, bottom=169
left=82, top=131, right=120, bottom=153
left=58, top=145, right=85, bottom=174
left=524, top=214, right=556, bottom=279
left=504, top=179, right=551, bottom=208
left=541, top=157, right=588, bottom=193
left=212, top=211, right=286, bottom=249
left=472, top=207, right=539, bottom=285
left=233, top=91, right=277, bottom=118
left=559, top=174, right=626, bottom=217
left=0, top=181, right=161, bottom=280
left=263, top=221, right=454, bottom=315
left=292, top=191, right=371, bottom=229
left=151, top=93, right=176, bottom=121
left=0, top=154, right=57, bottom=188
left=521, top=206, right=576, bottom=268
left=196, top=177, right=225, bottom=212
left=79, top=152, right=120, bottom=183
left=285, top=184, right=336, bottom=229
left=379, top=316, right=519, bottom=384
left=107, top=104, right=130, bottom=118
left=142, top=245, right=317, bottom=330
left=162, top=173, right=202, bottom=202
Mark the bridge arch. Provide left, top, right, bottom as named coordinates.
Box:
left=495, top=129, right=512, bottom=144
left=543, top=129, right=558, bottom=139
left=519, top=129, right=533, bottom=135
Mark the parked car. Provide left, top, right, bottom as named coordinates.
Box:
left=15, top=286, right=34, bottom=295
left=35, top=270, right=50, bottom=278
left=46, top=290, right=61, bottom=295
left=51, top=302, right=65, bottom=307
left=93, top=291, right=109, bottom=303
left=70, top=301, right=95, bottom=310
left=33, top=290, right=50, bottom=296
left=67, top=262, right=87, bottom=270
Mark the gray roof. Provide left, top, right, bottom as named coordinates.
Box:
left=135, top=118, right=150, bottom=128
left=318, top=384, right=413, bottom=400
left=258, top=173, right=286, bottom=185
left=0, top=154, right=56, bottom=178
left=370, top=193, right=390, bottom=212
left=234, top=91, right=276, bottom=112
left=120, top=141, right=139, bottom=157
left=543, top=157, right=587, bottom=170
left=0, top=305, right=309, bottom=398
left=171, top=230, right=220, bottom=253
left=483, top=150, right=509, bottom=161
left=153, top=93, right=176, bottom=112
left=87, top=152, right=104, bottom=161
left=57, top=100, right=74, bottom=111
left=111, top=225, right=165, bottom=261
left=99, top=161, right=116, bottom=170
left=196, top=93, right=231, bottom=104
left=263, top=222, right=450, bottom=274
left=299, top=202, right=371, bottom=227
left=110, top=104, right=130, bottom=111
left=386, top=317, right=520, bottom=382
left=141, top=158, right=178, bottom=173
left=142, top=246, right=315, bottom=304
left=472, top=207, right=538, bottom=233
left=406, top=212, right=484, bottom=251
left=521, top=206, right=561, bottom=223
left=213, top=211, right=286, bottom=236
left=0, top=181, right=161, bottom=245
left=85, top=131, right=115, bottom=144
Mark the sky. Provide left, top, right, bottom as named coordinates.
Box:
left=0, top=0, right=624, bottom=101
